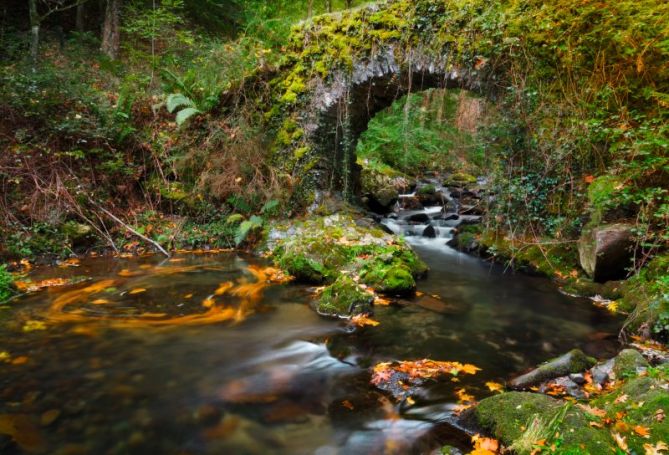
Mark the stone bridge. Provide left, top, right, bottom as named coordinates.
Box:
left=225, top=0, right=505, bottom=204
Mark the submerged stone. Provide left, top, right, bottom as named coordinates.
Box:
left=509, top=349, right=596, bottom=389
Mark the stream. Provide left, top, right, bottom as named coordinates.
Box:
left=0, top=184, right=622, bottom=454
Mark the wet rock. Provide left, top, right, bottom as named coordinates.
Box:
left=400, top=196, right=423, bottom=210
left=406, top=213, right=430, bottom=223
left=578, top=223, right=635, bottom=282
left=548, top=376, right=586, bottom=399
left=590, top=358, right=614, bottom=386
left=366, top=187, right=399, bottom=214
left=474, top=392, right=613, bottom=453
left=612, top=349, right=649, bottom=378
left=568, top=373, right=586, bottom=385
left=510, top=349, right=596, bottom=389
left=439, top=445, right=464, bottom=455
left=422, top=225, right=437, bottom=238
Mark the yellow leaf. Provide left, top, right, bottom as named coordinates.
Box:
left=485, top=381, right=504, bottom=393
left=461, top=364, right=482, bottom=375
left=471, top=434, right=499, bottom=454
left=91, top=299, right=110, bottom=305
left=129, top=288, right=146, bottom=295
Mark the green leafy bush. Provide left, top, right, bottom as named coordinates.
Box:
left=0, top=265, right=15, bottom=303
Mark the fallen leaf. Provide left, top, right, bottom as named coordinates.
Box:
left=22, top=320, right=47, bottom=332
left=644, top=441, right=669, bottom=455
left=578, top=404, right=607, bottom=418
left=614, top=394, right=629, bottom=404
left=91, top=299, right=110, bottom=305
left=485, top=381, right=504, bottom=393
left=128, top=288, right=146, bottom=295
left=342, top=400, right=354, bottom=410
left=612, top=432, right=628, bottom=452
left=471, top=433, right=499, bottom=454
left=11, top=356, right=28, bottom=365
left=350, top=314, right=380, bottom=327
left=633, top=425, right=651, bottom=438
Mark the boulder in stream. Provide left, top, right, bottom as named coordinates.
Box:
left=315, top=275, right=373, bottom=317
left=422, top=225, right=437, bottom=238
left=612, top=349, right=649, bottom=378
left=509, top=349, right=596, bottom=389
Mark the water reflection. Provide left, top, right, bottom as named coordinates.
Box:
left=0, top=250, right=621, bottom=454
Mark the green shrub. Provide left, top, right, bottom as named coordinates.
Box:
left=0, top=265, right=15, bottom=303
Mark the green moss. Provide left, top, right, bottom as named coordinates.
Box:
left=612, top=349, right=649, bottom=378
left=476, top=392, right=614, bottom=454
left=417, top=184, right=436, bottom=195
left=443, top=173, right=477, bottom=187
left=278, top=253, right=327, bottom=284
left=225, top=214, right=245, bottom=226
left=317, top=275, right=373, bottom=317
left=361, top=263, right=415, bottom=295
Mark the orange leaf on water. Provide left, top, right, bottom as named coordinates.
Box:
left=350, top=314, right=380, bottom=327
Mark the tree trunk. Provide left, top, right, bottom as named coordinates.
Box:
left=101, top=0, right=120, bottom=59
left=76, top=2, right=85, bottom=31
left=28, top=0, right=40, bottom=67
left=325, top=0, right=332, bottom=13
left=307, top=0, right=313, bottom=18
left=345, top=0, right=352, bottom=8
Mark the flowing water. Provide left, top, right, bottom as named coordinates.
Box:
left=0, top=191, right=622, bottom=454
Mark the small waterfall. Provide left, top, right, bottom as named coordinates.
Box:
left=380, top=177, right=482, bottom=251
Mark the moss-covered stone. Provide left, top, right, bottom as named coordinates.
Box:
left=443, top=173, right=477, bottom=187
left=612, top=349, right=649, bottom=378
left=475, top=392, right=614, bottom=454
left=510, top=349, right=596, bottom=389
left=316, top=275, right=373, bottom=317
left=361, top=263, right=416, bottom=296
left=278, top=253, right=327, bottom=283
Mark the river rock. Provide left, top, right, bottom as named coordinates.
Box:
left=578, top=223, right=635, bottom=282
left=408, top=294, right=464, bottom=315
left=366, top=187, right=399, bottom=214
left=422, top=225, right=437, bottom=238
left=590, top=358, right=614, bottom=386
left=406, top=213, right=430, bottom=223
left=612, top=349, right=649, bottom=378
left=509, top=349, right=596, bottom=389
left=400, top=196, right=423, bottom=210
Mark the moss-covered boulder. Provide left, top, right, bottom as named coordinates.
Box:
left=268, top=213, right=427, bottom=292
left=475, top=392, right=614, bottom=454
left=443, top=173, right=477, bottom=187
left=510, top=349, right=596, bottom=389
left=277, top=253, right=328, bottom=284
left=361, top=264, right=416, bottom=296
left=612, top=349, right=649, bottom=378
left=316, top=275, right=373, bottom=317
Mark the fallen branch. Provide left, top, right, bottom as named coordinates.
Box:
left=89, top=199, right=170, bottom=257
